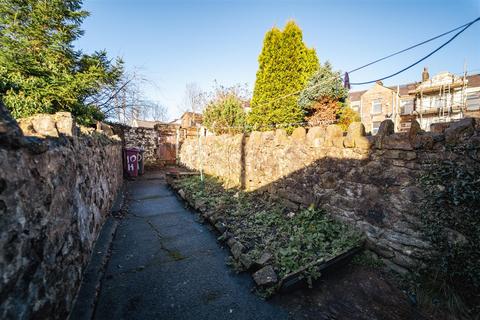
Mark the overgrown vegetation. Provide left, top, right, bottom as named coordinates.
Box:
left=0, top=0, right=123, bottom=125
left=202, top=84, right=248, bottom=134
left=173, top=175, right=363, bottom=294
left=298, top=62, right=345, bottom=125
left=248, top=21, right=319, bottom=131
left=298, top=62, right=360, bottom=130
left=416, top=147, right=480, bottom=318
left=337, top=105, right=361, bottom=131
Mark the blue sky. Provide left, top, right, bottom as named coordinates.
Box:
left=76, top=0, right=480, bottom=120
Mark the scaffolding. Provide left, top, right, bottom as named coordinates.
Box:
left=414, top=72, right=467, bottom=130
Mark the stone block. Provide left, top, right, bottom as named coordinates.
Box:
left=445, top=118, right=475, bottom=144
left=255, top=251, right=273, bottom=267
left=252, top=265, right=278, bottom=286
left=239, top=253, right=253, bottom=269
left=383, top=150, right=417, bottom=161
left=377, top=119, right=394, bottom=136
left=343, top=136, right=355, bottom=148
left=383, top=231, right=430, bottom=249
left=332, top=136, right=345, bottom=148
left=392, top=252, right=418, bottom=269
left=231, top=241, right=245, bottom=259
left=275, top=129, right=288, bottom=145
left=382, top=258, right=409, bottom=275
left=18, top=118, right=33, bottom=135
left=374, top=120, right=394, bottom=149
left=291, top=127, right=306, bottom=141
left=324, top=124, right=343, bottom=147
left=445, top=228, right=468, bottom=246
left=214, top=222, right=226, bottom=234
left=261, top=131, right=275, bottom=142
left=355, top=136, right=374, bottom=150
left=430, top=122, right=450, bottom=134
left=248, top=131, right=262, bottom=145
left=178, top=189, right=186, bottom=199
left=227, top=237, right=237, bottom=249
left=345, top=122, right=366, bottom=148
left=96, top=121, right=114, bottom=137
left=312, top=137, right=324, bottom=148
left=408, top=120, right=423, bottom=139
left=31, top=114, right=59, bottom=137
left=412, top=134, right=434, bottom=149
left=306, top=126, right=325, bottom=141
left=55, top=112, right=75, bottom=136
left=349, top=122, right=366, bottom=136
left=382, top=134, right=413, bottom=151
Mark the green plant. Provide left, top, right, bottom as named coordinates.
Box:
left=174, top=175, right=363, bottom=296
left=298, top=62, right=347, bottom=126
left=248, top=21, right=319, bottom=130
left=417, top=149, right=480, bottom=317
left=337, top=105, right=361, bottom=131
left=351, top=251, right=384, bottom=268
left=203, top=91, right=247, bottom=135
left=0, top=0, right=123, bottom=125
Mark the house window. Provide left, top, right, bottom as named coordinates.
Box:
left=466, top=92, right=480, bottom=110
left=372, top=99, right=382, bottom=114
left=372, top=121, right=382, bottom=135
left=400, top=99, right=414, bottom=115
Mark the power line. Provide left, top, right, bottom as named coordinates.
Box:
left=347, top=19, right=476, bottom=74
left=252, top=17, right=480, bottom=110
left=350, top=16, right=480, bottom=85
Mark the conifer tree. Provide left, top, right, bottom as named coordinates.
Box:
left=0, top=0, right=123, bottom=125
left=298, top=62, right=347, bottom=126
left=248, top=21, right=318, bottom=130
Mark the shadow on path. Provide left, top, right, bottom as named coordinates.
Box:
left=89, top=170, right=431, bottom=320
left=92, top=171, right=288, bottom=320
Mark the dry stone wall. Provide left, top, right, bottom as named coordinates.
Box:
left=179, top=119, right=480, bottom=272
left=0, top=105, right=123, bottom=319
left=123, top=127, right=159, bottom=165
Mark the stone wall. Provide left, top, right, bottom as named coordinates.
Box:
left=179, top=119, right=480, bottom=272
left=123, top=126, right=159, bottom=165
left=0, top=106, right=123, bottom=319
left=118, top=124, right=196, bottom=166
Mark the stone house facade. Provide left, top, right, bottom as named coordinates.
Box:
left=180, top=111, right=203, bottom=128
left=349, top=69, right=480, bottom=133
left=350, top=81, right=399, bottom=135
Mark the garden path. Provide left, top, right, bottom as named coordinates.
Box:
left=92, top=171, right=288, bottom=320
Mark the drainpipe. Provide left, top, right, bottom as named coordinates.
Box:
left=360, top=98, right=363, bottom=124
left=175, top=127, right=180, bottom=165
left=392, top=93, right=395, bottom=132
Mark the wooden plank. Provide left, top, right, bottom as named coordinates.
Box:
left=277, top=245, right=364, bottom=291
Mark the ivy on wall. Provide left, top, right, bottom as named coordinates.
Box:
left=418, top=143, right=480, bottom=316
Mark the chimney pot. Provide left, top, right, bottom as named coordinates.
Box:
left=422, top=67, right=430, bottom=82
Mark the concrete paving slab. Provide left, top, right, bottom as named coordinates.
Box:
left=91, top=172, right=289, bottom=320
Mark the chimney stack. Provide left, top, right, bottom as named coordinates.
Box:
left=422, top=67, right=430, bottom=82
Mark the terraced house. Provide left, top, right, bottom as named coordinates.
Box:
left=349, top=68, right=480, bottom=133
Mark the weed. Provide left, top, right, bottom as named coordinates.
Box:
left=173, top=174, right=363, bottom=294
